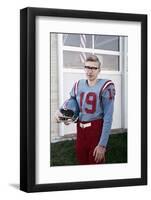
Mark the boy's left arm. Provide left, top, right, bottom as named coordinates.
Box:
left=99, top=83, right=116, bottom=147
left=93, top=83, right=115, bottom=163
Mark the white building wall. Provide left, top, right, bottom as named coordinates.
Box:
left=50, top=34, right=60, bottom=139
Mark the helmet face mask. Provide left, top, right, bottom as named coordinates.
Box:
left=59, top=98, right=80, bottom=123
left=59, top=109, right=75, bottom=122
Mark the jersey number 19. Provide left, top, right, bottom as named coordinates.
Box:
left=80, top=92, right=96, bottom=114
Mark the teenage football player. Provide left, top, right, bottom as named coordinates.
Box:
left=55, top=54, right=115, bottom=165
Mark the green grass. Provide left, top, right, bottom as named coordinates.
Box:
left=51, top=132, right=127, bottom=166
left=106, top=132, right=127, bottom=163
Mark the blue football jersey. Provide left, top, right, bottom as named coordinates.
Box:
left=69, top=79, right=115, bottom=147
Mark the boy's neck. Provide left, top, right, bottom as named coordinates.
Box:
left=87, top=79, right=97, bottom=86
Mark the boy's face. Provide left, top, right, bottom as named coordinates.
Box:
left=84, top=61, right=100, bottom=82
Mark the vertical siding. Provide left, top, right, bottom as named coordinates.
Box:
left=50, top=34, right=59, bottom=140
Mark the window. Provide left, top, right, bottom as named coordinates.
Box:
left=63, top=34, right=92, bottom=48
left=94, top=35, right=119, bottom=51
left=63, top=51, right=91, bottom=68
left=62, top=33, right=121, bottom=71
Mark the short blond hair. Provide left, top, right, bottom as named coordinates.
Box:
left=86, top=55, right=101, bottom=68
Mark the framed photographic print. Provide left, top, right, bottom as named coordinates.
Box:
left=20, top=7, right=147, bottom=192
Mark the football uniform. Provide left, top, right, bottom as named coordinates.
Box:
left=64, top=79, right=115, bottom=164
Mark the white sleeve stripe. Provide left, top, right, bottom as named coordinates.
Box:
left=62, top=99, right=69, bottom=109
left=102, top=80, right=113, bottom=92
left=74, top=81, right=78, bottom=96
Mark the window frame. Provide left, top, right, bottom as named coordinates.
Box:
left=60, top=33, right=126, bottom=74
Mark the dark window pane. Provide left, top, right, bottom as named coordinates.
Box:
left=63, top=51, right=119, bottom=71
left=63, top=51, right=92, bottom=69
left=94, top=35, right=119, bottom=51
left=63, top=34, right=92, bottom=48
left=96, top=54, right=119, bottom=71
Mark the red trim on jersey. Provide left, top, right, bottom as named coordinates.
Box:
left=102, top=81, right=113, bottom=92
left=99, top=80, right=114, bottom=99
left=99, top=80, right=111, bottom=96
left=103, top=82, right=114, bottom=92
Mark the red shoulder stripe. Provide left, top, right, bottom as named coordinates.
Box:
left=102, top=81, right=114, bottom=92
left=99, top=80, right=111, bottom=96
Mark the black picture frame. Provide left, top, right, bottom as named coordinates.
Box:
left=20, top=7, right=147, bottom=192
